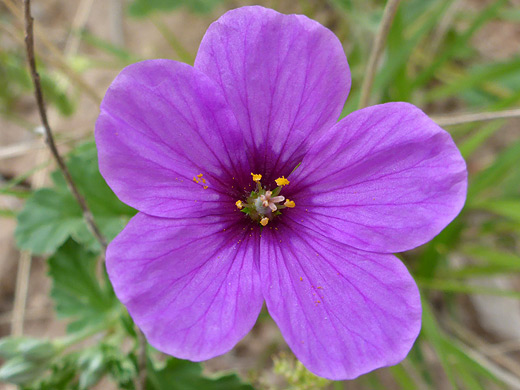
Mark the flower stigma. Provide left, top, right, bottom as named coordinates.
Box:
left=236, top=174, right=295, bottom=226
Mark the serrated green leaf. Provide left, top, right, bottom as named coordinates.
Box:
left=19, top=339, right=58, bottom=363
left=0, top=356, right=46, bottom=385
left=48, top=239, right=118, bottom=332
left=15, top=142, right=135, bottom=255
left=15, top=187, right=85, bottom=255
left=79, top=351, right=106, bottom=389
left=147, top=357, right=254, bottom=390
left=0, top=337, right=24, bottom=359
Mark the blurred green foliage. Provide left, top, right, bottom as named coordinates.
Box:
left=128, top=0, right=224, bottom=17
left=0, top=51, right=75, bottom=117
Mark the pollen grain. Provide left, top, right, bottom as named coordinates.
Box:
left=275, top=176, right=290, bottom=186
left=284, top=199, right=296, bottom=208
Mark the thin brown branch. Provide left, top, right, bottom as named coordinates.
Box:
left=358, top=0, right=401, bottom=109
left=136, top=329, right=147, bottom=390
left=432, top=108, right=520, bottom=126
left=23, top=0, right=107, bottom=252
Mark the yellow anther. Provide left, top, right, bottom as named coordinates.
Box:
left=193, top=177, right=199, bottom=183
left=251, top=173, right=262, bottom=182
left=284, top=199, right=296, bottom=208
left=235, top=200, right=243, bottom=209
left=203, top=186, right=208, bottom=189
left=197, top=173, right=203, bottom=178
left=275, top=176, right=290, bottom=186
left=260, top=217, right=269, bottom=226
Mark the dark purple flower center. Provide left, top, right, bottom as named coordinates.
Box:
left=236, top=173, right=295, bottom=226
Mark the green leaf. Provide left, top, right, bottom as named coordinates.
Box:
left=0, top=337, right=24, bottom=359
left=147, top=357, right=254, bottom=390
left=462, top=245, right=520, bottom=267
left=388, top=364, right=416, bottom=390
left=424, top=57, right=520, bottom=103
left=15, top=142, right=135, bottom=255
left=80, top=31, right=141, bottom=64
left=472, top=199, right=520, bottom=223
left=418, top=278, right=520, bottom=299
left=48, top=239, right=118, bottom=332
left=18, top=339, right=58, bottom=363
left=440, top=338, right=503, bottom=385
left=415, top=219, right=464, bottom=278
left=459, top=121, right=503, bottom=158
left=78, top=350, right=106, bottom=389
left=0, top=357, right=46, bottom=385
left=420, top=300, right=458, bottom=388
left=467, top=139, right=520, bottom=203
left=411, top=0, right=508, bottom=90
left=377, top=0, right=454, bottom=97
left=15, top=187, right=85, bottom=255
left=25, top=356, right=79, bottom=390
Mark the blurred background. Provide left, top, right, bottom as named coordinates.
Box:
left=1, top=0, right=520, bottom=389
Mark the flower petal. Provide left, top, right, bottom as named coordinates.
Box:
left=195, top=6, right=350, bottom=182
left=107, top=212, right=263, bottom=361
left=288, top=102, right=467, bottom=253
left=260, top=224, right=421, bottom=380
left=96, top=59, right=249, bottom=218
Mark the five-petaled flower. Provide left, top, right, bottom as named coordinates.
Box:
left=96, top=6, right=467, bottom=380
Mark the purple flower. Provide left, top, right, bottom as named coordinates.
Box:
left=95, top=6, right=467, bottom=380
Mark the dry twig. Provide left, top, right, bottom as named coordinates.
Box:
left=23, top=0, right=107, bottom=252
left=358, top=0, right=401, bottom=109
left=11, top=252, right=31, bottom=336
left=447, top=320, right=520, bottom=389
left=432, top=108, right=520, bottom=126
left=136, top=329, right=148, bottom=390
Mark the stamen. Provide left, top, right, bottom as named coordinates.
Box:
left=275, top=176, right=290, bottom=186
left=284, top=199, right=295, bottom=208
left=239, top=173, right=295, bottom=225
